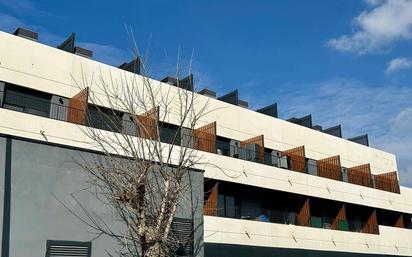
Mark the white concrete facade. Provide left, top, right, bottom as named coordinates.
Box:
left=204, top=216, right=412, bottom=256
left=0, top=30, right=411, bottom=256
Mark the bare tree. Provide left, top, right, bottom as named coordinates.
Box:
left=64, top=40, right=214, bottom=257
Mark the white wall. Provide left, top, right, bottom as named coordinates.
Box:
left=204, top=216, right=412, bottom=256
left=0, top=31, right=397, bottom=176
left=1, top=30, right=411, bottom=255
left=0, top=108, right=411, bottom=215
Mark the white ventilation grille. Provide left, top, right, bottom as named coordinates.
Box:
left=46, top=240, right=91, bottom=257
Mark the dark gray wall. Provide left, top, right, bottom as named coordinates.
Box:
left=0, top=137, right=203, bottom=257
left=9, top=139, right=120, bottom=256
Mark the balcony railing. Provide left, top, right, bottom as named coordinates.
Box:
left=199, top=135, right=398, bottom=193
left=0, top=89, right=400, bottom=194
left=0, top=90, right=83, bottom=122
left=205, top=205, right=377, bottom=234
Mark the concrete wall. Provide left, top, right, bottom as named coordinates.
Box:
left=0, top=30, right=410, bottom=256
left=0, top=31, right=397, bottom=175
left=0, top=109, right=410, bottom=215
left=204, top=216, right=412, bottom=256
left=0, top=136, right=203, bottom=257
left=8, top=138, right=119, bottom=256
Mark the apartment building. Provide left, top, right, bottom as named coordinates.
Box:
left=0, top=28, right=411, bottom=257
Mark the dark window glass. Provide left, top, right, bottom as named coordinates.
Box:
left=216, top=140, right=230, bottom=156
left=225, top=195, right=236, bottom=218
left=86, top=105, right=123, bottom=133
left=159, top=123, right=181, bottom=145
left=217, top=194, right=225, bottom=217
left=4, top=84, right=51, bottom=117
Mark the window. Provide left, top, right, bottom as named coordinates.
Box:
left=45, top=240, right=92, bottom=257
left=159, top=122, right=181, bottom=145
left=216, top=136, right=231, bottom=156
left=218, top=194, right=240, bottom=218
left=86, top=105, right=123, bottom=132
left=3, top=84, right=51, bottom=117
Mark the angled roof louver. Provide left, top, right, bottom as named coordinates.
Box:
left=287, top=114, right=312, bottom=128
left=217, top=89, right=248, bottom=108
left=57, top=33, right=93, bottom=58
left=57, top=33, right=75, bottom=52
left=13, top=27, right=38, bottom=41
left=348, top=134, right=369, bottom=146
left=323, top=125, right=342, bottom=138
left=179, top=74, right=194, bottom=91
left=312, top=125, right=323, bottom=131
left=161, top=74, right=193, bottom=91
left=161, top=76, right=178, bottom=85
left=238, top=99, right=248, bottom=108
left=118, top=58, right=141, bottom=75
left=256, top=103, right=278, bottom=118
left=218, top=89, right=238, bottom=105
left=198, top=88, right=217, bottom=98
left=74, top=47, right=93, bottom=58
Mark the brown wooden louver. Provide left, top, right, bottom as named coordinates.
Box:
left=332, top=204, right=347, bottom=230
left=137, top=107, right=159, bottom=140
left=67, top=87, right=89, bottom=125
left=348, top=164, right=373, bottom=188
left=363, top=209, right=379, bottom=234
left=240, top=135, right=265, bottom=162
left=374, top=171, right=400, bottom=193
left=317, top=155, right=342, bottom=181
left=394, top=214, right=405, bottom=228
left=298, top=198, right=311, bottom=226
left=204, top=182, right=219, bottom=216
left=194, top=122, right=216, bottom=153
left=281, top=146, right=306, bottom=173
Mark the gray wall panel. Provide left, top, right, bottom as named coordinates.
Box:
left=9, top=140, right=121, bottom=256
left=7, top=138, right=203, bottom=257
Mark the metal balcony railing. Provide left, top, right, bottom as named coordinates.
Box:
left=0, top=89, right=400, bottom=194
left=204, top=205, right=378, bottom=234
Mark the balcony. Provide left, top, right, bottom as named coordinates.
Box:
left=203, top=180, right=410, bottom=235
left=0, top=84, right=401, bottom=194
left=205, top=203, right=378, bottom=234
left=195, top=135, right=399, bottom=194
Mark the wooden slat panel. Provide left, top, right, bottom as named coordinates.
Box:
left=204, top=182, right=218, bottom=216
left=67, top=87, right=89, bottom=125
left=317, top=155, right=342, bottom=181
left=374, top=171, right=400, bottom=193
left=299, top=198, right=311, bottom=226
left=363, top=209, right=379, bottom=234
left=137, top=107, right=159, bottom=140
left=240, top=135, right=265, bottom=162
left=348, top=164, right=373, bottom=187
left=332, top=204, right=347, bottom=230
left=194, top=122, right=216, bottom=153
left=281, top=146, right=305, bottom=173
left=395, top=214, right=405, bottom=228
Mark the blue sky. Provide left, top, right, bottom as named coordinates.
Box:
left=1, top=0, right=412, bottom=185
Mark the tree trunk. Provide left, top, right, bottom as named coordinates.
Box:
left=143, top=241, right=166, bottom=257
